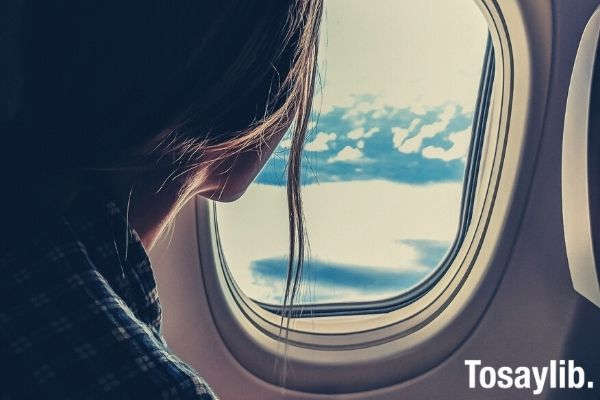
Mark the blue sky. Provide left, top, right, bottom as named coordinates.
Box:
left=216, top=0, right=489, bottom=306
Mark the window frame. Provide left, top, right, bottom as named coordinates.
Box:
left=219, top=36, right=495, bottom=318
left=194, top=0, right=551, bottom=392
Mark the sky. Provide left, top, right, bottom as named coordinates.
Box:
left=217, top=0, right=489, bottom=305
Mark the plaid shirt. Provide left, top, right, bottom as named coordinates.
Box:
left=0, top=187, right=217, bottom=399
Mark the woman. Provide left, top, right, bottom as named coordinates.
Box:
left=0, top=1, right=323, bottom=398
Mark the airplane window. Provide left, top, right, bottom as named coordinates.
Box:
left=215, top=0, right=491, bottom=312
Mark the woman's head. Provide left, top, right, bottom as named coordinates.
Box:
left=22, top=1, right=320, bottom=186
left=4, top=1, right=323, bottom=316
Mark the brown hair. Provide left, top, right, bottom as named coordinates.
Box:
left=4, top=0, right=323, bottom=339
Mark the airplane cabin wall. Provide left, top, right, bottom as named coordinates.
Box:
left=150, top=0, right=600, bottom=398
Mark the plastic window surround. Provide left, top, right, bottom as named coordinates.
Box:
left=562, top=4, right=600, bottom=309
left=195, top=0, right=552, bottom=393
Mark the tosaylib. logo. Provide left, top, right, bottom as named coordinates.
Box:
left=465, top=360, right=595, bottom=396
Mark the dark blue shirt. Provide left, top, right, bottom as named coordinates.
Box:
left=0, top=187, right=217, bottom=399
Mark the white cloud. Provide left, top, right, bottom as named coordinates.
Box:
left=305, top=131, right=337, bottom=152
left=407, top=118, right=421, bottom=131
left=392, top=118, right=421, bottom=150
left=372, top=108, right=390, bottom=119
left=422, top=128, right=471, bottom=161
left=364, top=127, right=380, bottom=138
left=342, top=100, right=377, bottom=119
left=347, top=128, right=364, bottom=140
left=347, top=127, right=380, bottom=140
left=410, top=104, right=428, bottom=115
left=327, top=146, right=364, bottom=163
left=216, top=180, right=462, bottom=303
left=392, top=127, right=410, bottom=150
left=395, top=105, right=456, bottom=154
left=356, top=140, right=365, bottom=149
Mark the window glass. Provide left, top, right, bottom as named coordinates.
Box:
left=216, top=0, right=489, bottom=305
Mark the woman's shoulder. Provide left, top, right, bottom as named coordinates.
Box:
left=0, top=190, right=217, bottom=399
left=0, top=184, right=162, bottom=328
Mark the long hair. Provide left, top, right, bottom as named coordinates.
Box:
left=2, top=0, right=323, bottom=361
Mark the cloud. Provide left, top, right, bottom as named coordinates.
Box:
left=410, top=104, right=428, bottom=115
left=392, top=128, right=410, bottom=149
left=305, top=131, right=337, bottom=152
left=327, top=145, right=364, bottom=163
left=372, top=108, right=390, bottom=119
left=407, top=118, right=421, bottom=131
left=246, top=238, right=452, bottom=304
left=422, top=128, right=471, bottom=161
left=342, top=100, right=378, bottom=120
left=392, top=118, right=421, bottom=150
left=258, top=101, right=473, bottom=186
left=347, top=127, right=380, bottom=140
left=216, top=180, right=461, bottom=304
left=395, top=105, right=456, bottom=153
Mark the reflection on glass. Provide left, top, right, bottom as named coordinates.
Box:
left=217, top=0, right=489, bottom=305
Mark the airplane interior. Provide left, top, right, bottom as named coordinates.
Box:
left=2, top=0, right=600, bottom=399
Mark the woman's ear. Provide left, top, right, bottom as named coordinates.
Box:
left=198, top=142, right=279, bottom=202
left=197, top=126, right=289, bottom=202
left=0, top=0, right=25, bottom=124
